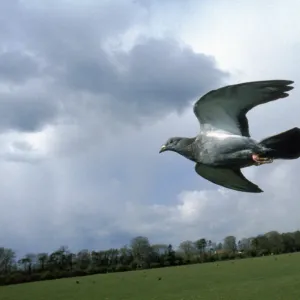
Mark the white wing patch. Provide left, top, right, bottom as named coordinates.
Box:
left=205, top=131, right=242, bottom=140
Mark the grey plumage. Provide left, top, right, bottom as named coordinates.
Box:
left=159, top=80, right=300, bottom=193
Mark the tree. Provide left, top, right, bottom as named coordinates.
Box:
left=292, top=231, right=300, bottom=251
left=165, top=244, right=176, bottom=266
left=130, top=236, right=151, bottom=268
left=118, top=246, right=133, bottom=267
left=251, top=235, right=270, bottom=255
left=281, top=232, right=296, bottom=253
left=151, top=244, right=168, bottom=265
left=207, top=240, right=213, bottom=252
left=0, top=248, right=16, bottom=275
left=178, top=241, right=197, bottom=262
left=238, top=238, right=251, bottom=252
left=223, top=236, right=237, bottom=252
left=37, top=253, right=48, bottom=271
left=265, top=231, right=284, bottom=254
left=76, top=249, right=91, bottom=270
left=216, top=243, right=223, bottom=251
left=18, top=253, right=36, bottom=274
left=48, top=246, right=70, bottom=271
left=151, top=244, right=168, bottom=256
left=195, top=238, right=207, bottom=254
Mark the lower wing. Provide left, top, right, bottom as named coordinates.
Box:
left=195, top=163, right=263, bottom=193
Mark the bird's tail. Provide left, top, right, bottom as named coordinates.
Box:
left=259, top=127, right=300, bottom=159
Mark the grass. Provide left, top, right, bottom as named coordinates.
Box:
left=1, top=253, right=300, bottom=300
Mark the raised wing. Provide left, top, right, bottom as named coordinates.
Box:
left=193, top=80, right=294, bottom=137
left=195, top=163, right=263, bottom=193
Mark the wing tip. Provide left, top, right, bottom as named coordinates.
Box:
left=253, top=187, right=264, bottom=193
left=270, top=79, right=294, bottom=85
left=234, top=185, right=263, bottom=193
left=282, top=80, right=294, bottom=85
left=277, top=80, right=294, bottom=89
left=246, top=183, right=263, bottom=193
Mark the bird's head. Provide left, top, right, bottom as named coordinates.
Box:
left=159, top=137, right=186, bottom=154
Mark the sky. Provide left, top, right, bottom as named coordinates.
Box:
left=1, top=0, right=300, bottom=256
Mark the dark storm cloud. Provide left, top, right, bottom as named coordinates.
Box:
left=62, top=38, right=228, bottom=115
left=0, top=96, right=58, bottom=132
left=117, top=38, right=227, bottom=111
left=0, top=0, right=227, bottom=133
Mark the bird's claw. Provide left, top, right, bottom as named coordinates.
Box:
left=252, top=154, right=273, bottom=166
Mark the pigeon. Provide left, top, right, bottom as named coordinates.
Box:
left=159, top=80, right=300, bottom=193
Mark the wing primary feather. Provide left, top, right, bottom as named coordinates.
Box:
left=195, top=163, right=263, bottom=193
left=193, top=80, right=294, bottom=137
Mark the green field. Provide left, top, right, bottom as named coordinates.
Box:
left=1, top=253, right=300, bottom=300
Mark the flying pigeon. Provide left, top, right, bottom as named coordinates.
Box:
left=159, top=80, right=300, bottom=193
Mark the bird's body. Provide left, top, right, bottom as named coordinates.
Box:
left=159, top=80, right=300, bottom=193
left=178, top=132, right=261, bottom=168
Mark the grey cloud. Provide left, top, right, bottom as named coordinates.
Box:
left=0, top=140, right=44, bottom=164
left=11, top=141, right=33, bottom=152
left=0, top=97, right=58, bottom=132
left=63, top=51, right=118, bottom=95
left=0, top=0, right=226, bottom=134
left=62, top=38, right=227, bottom=116
left=117, top=39, right=226, bottom=112
left=0, top=51, right=39, bottom=83
left=8, top=1, right=145, bottom=59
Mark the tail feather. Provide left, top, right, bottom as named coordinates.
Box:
left=259, top=127, right=300, bottom=159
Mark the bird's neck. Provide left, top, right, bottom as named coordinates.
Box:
left=176, top=137, right=197, bottom=162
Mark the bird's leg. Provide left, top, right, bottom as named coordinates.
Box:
left=252, top=154, right=273, bottom=166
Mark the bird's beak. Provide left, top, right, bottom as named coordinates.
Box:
left=159, top=145, right=167, bottom=153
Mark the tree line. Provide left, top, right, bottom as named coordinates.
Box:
left=1, top=230, right=300, bottom=285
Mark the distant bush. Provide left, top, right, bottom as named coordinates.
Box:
left=115, top=265, right=131, bottom=272
left=150, top=262, right=161, bottom=269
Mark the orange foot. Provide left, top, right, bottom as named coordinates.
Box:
left=252, top=154, right=273, bottom=166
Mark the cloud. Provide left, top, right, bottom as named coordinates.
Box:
left=0, top=97, right=58, bottom=132
left=0, top=0, right=226, bottom=134
left=61, top=38, right=227, bottom=118
left=1, top=0, right=300, bottom=257
left=0, top=51, right=40, bottom=83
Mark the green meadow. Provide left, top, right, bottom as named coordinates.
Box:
left=1, top=253, right=300, bottom=300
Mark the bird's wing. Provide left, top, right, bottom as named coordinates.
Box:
left=195, top=163, right=263, bottom=193
left=193, top=80, right=294, bottom=137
